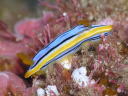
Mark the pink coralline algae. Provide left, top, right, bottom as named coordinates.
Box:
left=0, top=72, right=36, bottom=96
left=113, top=18, right=128, bottom=43
left=97, top=18, right=114, bottom=25
left=0, top=21, right=31, bottom=75
left=14, top=18, right=42, bottom=38
left=14, top=12, right=55, bottom=39
left=0, top=40, right=30, bottom=57
left=0, top=19, right=32, bottom=58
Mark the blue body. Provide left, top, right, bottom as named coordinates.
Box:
left=29, top=25, right=110, bottom=70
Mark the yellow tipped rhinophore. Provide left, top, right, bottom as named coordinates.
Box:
left=25, top=70, right=38, bottom=78
left=25, top=70, right=34, bottom=78
left=25, top=25, right=112, bottom=78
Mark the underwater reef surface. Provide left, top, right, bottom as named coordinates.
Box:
left=0, top=0, right=128, bottom=96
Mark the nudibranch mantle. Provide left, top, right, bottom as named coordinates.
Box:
left=25, top=25, right=112, bottom=78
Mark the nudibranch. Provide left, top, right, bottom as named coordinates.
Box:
left=25, top=25, right=112, bottom=78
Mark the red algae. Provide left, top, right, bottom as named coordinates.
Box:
left=0, top=72, right=36, bottom=96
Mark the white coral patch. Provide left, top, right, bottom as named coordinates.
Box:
left=45, top=85, right=60, bottom=96
left=60, top=59, right=72, bottom=70
left=63, top=12, right=67, bottom=16
left=37, top=88, right=45, bottom=96
left=71, top=67, right=95, bottom=87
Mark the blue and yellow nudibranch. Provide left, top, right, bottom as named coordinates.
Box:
left=25, top=25, right=112, bottom=78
